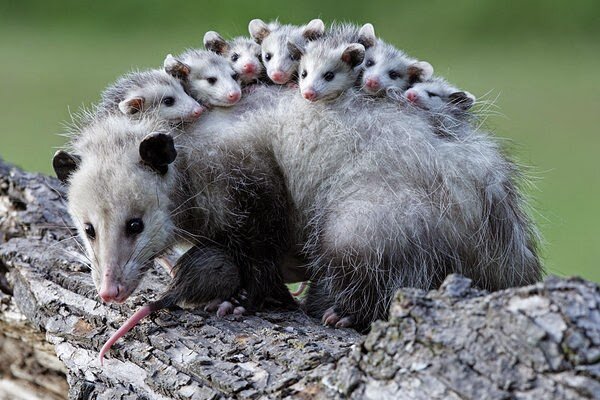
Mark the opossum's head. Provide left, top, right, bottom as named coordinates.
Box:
left=405, top=79, right=475, bottom=114
left=249, top=19, right=325, bottom=84
left=292, top=39, right=365, bottom=102
left=164, top=51, right=242, bottom=107
left=54, top=116, right=179, bottom=303
left=358, top=24, right=433, bottom=95
left=118, top=71, right=204, bottom=123
left=204, top=32, right=264, bottom=85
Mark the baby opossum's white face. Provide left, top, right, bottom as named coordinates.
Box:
left=63, top=117, right=178, bottom=304
left=228, top=40, right=264, bottom=84
left=405, top=80, right=475, bottom=113
left=297, top=43, right=365, bottom=102
left=249, top=19, right=325, bottom=85
left=361, top=42, right=433, bottom=96
left=118, top=80, right=204, bottom=123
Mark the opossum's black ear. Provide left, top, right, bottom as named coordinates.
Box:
left=341, top=44, right=365, bottom=68
left=52, top=150, right=80, bottom=184
left=448, top=91, right=476, bottom=110
left=249, top=19, right=271, bottom=44
left=302, top=19, right=325, bottom=41
left=287, top=40, right=305, bottom=61
left=204, top=31, right=230, bottom=55
left=139, top=133, right=177, bottom=175
left=407, top=61, right=434, bottom=85
left=118, top=96, right=145, bottom=115
left=358, top=23, right=377, bottom=49
left=164, top=54, right=191, bottom=80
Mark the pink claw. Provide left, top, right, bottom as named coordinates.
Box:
left=99, top=304, right=153, bottom=365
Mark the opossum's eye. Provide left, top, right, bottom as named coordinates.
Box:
left=264, top=52, right=272, bottom=62
left=365, top=59, right=375, bottom=68
left=323, top=71, right=335, bottom=82
left=84, top=223, right=96, bottom=240
left=125, top=218, right=144, bottom=236
left=162, top=97, right=175, bottom=107
left=207, top=77, right=217, bottom=85
left=232, top=73, right=240, bottom=81
left=426, top=91, right=439, bottom=98
left=231, top=53, right=239, bottom=62
left=388, top=70, right=402, bottom=80
left=301, top=70, right=307, bottom=79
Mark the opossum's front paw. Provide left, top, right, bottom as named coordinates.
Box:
left=322, top=307, right=354, bottom=328
left=204, top=299, right=246, bottom=317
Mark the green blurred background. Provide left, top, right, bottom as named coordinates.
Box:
left=0, top=1, right=598, bottom=281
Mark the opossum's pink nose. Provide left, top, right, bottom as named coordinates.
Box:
left=302, top=89, right=317, bottom=102
left=227, top=91, right=241, bottom=104
left=243, top=63, right=256, bottom=74
left=99, top=281, right=121, bottom=303
left=365, top=77, right=380, bottom=90
left=406, top=90, right=418, bottom=103
left=270, top=70, right=288, bottom=84
left=192, top=105, right=204, bottom=118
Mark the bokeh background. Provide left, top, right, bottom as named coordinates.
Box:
left=0, top=1, right=598, bottom=281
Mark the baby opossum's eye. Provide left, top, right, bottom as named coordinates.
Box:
left=231, top=53, right=239, bottom=62
left=206, top=77, right=217, bottom=85
left=301, top=70, right=307, bottom=79
left=365, top=59, right=375, bottom=68
left=426, top=91, right=439, bottom=98
left=125, top=218, right=144, bottom=237
left=388, top=70, right=402, bottom=80
left=264, top=53, right=272, bottom=62
left=84, top=223, right=96, bottom=240
left=232, top=72, right=240, bottom=81
left=162, top=97, right=175, bottom=107
left=323, top=71, right=335, bottom=82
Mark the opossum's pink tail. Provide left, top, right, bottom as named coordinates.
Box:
left=99, top=304, right=154, bottom=365
left=290, top=281, right=308, bottom=297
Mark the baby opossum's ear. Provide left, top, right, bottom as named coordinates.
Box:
left=164, top=54, right=191, bottom=81
left=287, top=40, right=305, bottom=61
left=52, top=150, right=80, bottom=184
left=139, top=133, right=177, bottom=175
left=302, top=19, right=325, bottom=41
left=249, top=19, right=271, bottom=44
left=341, top=44, right=366, bottom=68
left=204, top=31, right=230, bottom=55
left=407, top=61, right=434, bottom=84
left=448, top=91, right=476, bottom=110
left=358, top=23, right=377, bottom=49
left=118, top=97, right=145, bottom=115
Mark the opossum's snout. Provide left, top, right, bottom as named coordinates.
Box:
left=269, top=70, right=290, bottom=84
left=405, top=89, right=419, bottom=104
left=364, top=76, right=381, bottom=92
left=302, top=88, right=318, bottom=102
left=191, top=104, right=205, bottom=119
left=227, top=91, right=241, bottom=104
left=98, top=271, right=127, bottom=303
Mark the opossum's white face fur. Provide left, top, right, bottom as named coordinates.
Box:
left=118, top=78, right=204, bottom=123
left=204, top=32, right=264, bottom=85
left=405, top=78, right=475, bottom=113
left=164, top=52, right=242, bottom=107
left=249, top=19, right=325, bottom=84
left=357, top=24, right=433, bottom=96
left=61, top=116, right=178, bottom=303
left=295, top=41, right=365, bottom=102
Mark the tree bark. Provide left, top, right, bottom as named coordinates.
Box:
left=0, top=159, right=598, bottom=400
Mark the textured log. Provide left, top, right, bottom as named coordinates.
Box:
left=0, top=159, right=599, bottom=399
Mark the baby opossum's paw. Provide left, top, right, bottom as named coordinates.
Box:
left=322, top=307, right=354, bottom=328
left=204, top=299, right=246, bottom=317
left=286, top=82, right=299, bottom=89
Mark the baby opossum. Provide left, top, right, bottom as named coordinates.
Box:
left=95, top=69, right=205, bottom=123
left=164, top=50, right=242, bottom=107
left=288, top=23, right=373, bottom=102
left=248, top=18, right=325, bottom=84
left=55, top=113, right=295, bottom=362
left=405, top=77, right=476, bottom=136
left=203, top=31, right=265, bottom=85
left=358, top=23, right=433, bottom=96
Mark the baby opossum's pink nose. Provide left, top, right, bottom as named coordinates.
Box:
left=365, top=77, right=380, bottom=90
left=406, top=90, right=418, bottom=103
left=99, top=281, right=121, bottom=303
left=243, top=63, right=256, bottom=74
left=192, top=105, right=204, bottom=118
left=302, top=89, right=317, bottom=102
left=270, top=70, right=287, bottom=84
left=227, top=91, right=241, bottom=104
